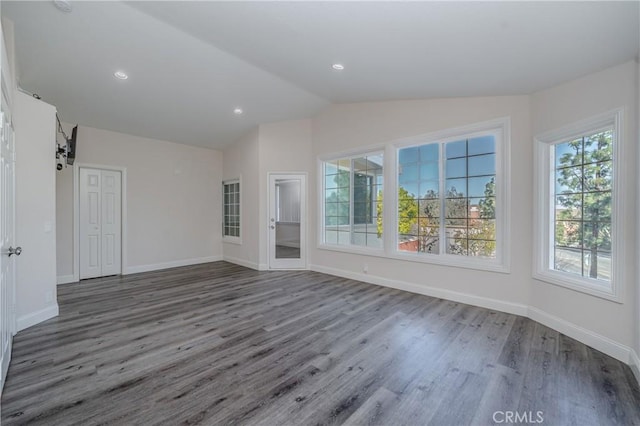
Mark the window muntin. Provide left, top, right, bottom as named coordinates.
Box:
left=552, top=129, right=613, bottom=282
left=323, top=153, right=383, bottom=248
left=397, top=134, right=497, bottom=258
left=223, top=180, right=240, bottom=238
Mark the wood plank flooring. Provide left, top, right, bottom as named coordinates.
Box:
left=1, top=261, right=639, bottom=425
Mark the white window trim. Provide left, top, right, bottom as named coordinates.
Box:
left=317, top=147, right=386, bottom=254
left=391, top=117, right=511, bottom=273
left=316, top=117, right=511, bottom=275
left=222, top=177, right=242, bottom=245
left=533, top=109, right=624, bottom=303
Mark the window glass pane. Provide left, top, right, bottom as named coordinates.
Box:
left=419, top=144, right=439, bottom=162
left=446, top=237, right=467, bottom=255
left=582, top=163, right=612, bottom=191
left=223, top=181, right=240, bottom=238
left=419, top=180, right=439, bottom=199
left=468, top=219, right=496, bottom=240
left=419, top=162, right=439, bottom=181
left=584, top=130, right=612, bottom=163
left=555, top=194, right=582, bottom=220
left=445, top=198, right=468, bottom=219
left=468, top=154, right=495, bottom=176
left=555, top=220, right=582, bottom=249
left=446, top=140, right=466, bottom=159
left=399, top=164, right=418, bottom=184
left=352, top=232, right=367, bottom=246
left=399, top=147, right=419, bottom=164
left=468, top=176, right=494, bottom=198
left=446, top=158, right=466, bottom=178
left=325, top=188, right=338, bottom=201
left=337, top=231, right=351, bottom=245
left=555, top=139, right=582, bottom=168
left=325, top=230, right=338, bottom=244
left=551, top=127, right=613, bottom=282
left=398, top=234, right=418, bottom=252
left=445, top=178, right=466, bottom=197
left=325, top=174, right=340, bottom=189
left=596, top=252, right=611, bottom=281
left=582, top=192, right=611, bottom=222
left=468, top=136, right=495, bottom=156
left=555, top=166, right=582, bottom=194
left=323, top=153, right=383, bottom=247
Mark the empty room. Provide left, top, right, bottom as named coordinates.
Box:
left=1, top=1, right=639, bottom=425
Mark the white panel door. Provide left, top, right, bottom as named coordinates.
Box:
left=80, top=168, right=102, bottom=279
left=0, top=91, right=17, bottom=392
left=80, top=168, right=121, bottom=279
left=100, top=170, right=121, bottom=276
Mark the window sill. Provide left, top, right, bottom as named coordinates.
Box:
left=317, top=244, right=510, bottom=274
left=532, top=269, right=620, bottom=303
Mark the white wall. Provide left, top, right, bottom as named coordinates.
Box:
left=14, top=91, right=58, bottom=330
left=56, top=125, right=223, bottom=279
left=530, top=61, right=638, bottom=351
left=309, top=96, right=532, bottom=312
left=257, top=119, right=312, bottom=267
left=221, top=128, right=260, bottom=269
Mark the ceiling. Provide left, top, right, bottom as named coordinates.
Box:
left=3, top=1, right=639, bottom=150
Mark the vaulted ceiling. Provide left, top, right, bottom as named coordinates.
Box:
left=3, top=1, right=639, bottom=149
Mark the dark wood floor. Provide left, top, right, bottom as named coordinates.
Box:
left=2, top=262, right=639, bottom=425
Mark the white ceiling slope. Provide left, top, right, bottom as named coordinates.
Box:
left=4, top=1, right=639, bottom=149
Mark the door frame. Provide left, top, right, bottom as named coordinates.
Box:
left=73, top=163, right=127, bottom=281
left=268, top=172, right=307, bottom=270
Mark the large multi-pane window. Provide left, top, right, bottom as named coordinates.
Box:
left=534, top=109, right=621, bottom=299
left=223, top=179, right=240, bottom=239
left=323, top=153, right=383, bottom=248
left=397, top=134, right=498, bottom=258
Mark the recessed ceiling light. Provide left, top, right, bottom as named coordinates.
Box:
left=233, top=108, right=243, bottom=115
left=332, top=63, right=345, bottom=71
left=114, top=71, right=128, bottom=80
left=53, top=0, right=72, bottom=13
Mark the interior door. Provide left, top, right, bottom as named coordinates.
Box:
left=80, top=168, right=122, bottom=279
left=100, top=170, right=121, bottom=276
left=268, top=173, right=306, bottom=270
left=80, top=168, right=102, bottom=279
left=0, top=85, right=17, bottom=391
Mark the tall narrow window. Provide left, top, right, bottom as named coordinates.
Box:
left=553, top=130, right=612, bottom=281
left=397, top=132, right=499, bottom=260
left=322, top=153, right=383, bottom=248
left=534, top=109, right=622, bottom=300
left=223, top=179, right=240, bottom=239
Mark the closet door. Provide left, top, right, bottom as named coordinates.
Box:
left=79, top=168, right=102, bottom=279
left=100, top=170, right=121, bottom=276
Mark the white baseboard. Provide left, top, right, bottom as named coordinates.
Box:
left=124, top=255, right=223, bottom=275
left=630, top=349, right=640, bottom=385
left=16, top=304, right=59, bottom=332
left=57, top=274, right=75, bottom=285
left=223, top=255, right=260, bottom=270
left=309, top=264, right=528, bottom=317
left=528, top=306, right=631, bottom=364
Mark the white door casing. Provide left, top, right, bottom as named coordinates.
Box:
left=79, top=168, right=122, bottom=279
left=268, top=173, right=307, bottom=270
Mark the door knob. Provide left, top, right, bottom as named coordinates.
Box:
left=8, top=246, right=22, bottom=257
left=270, top=225, right=275, bottom=229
